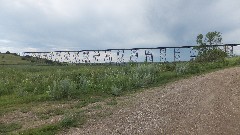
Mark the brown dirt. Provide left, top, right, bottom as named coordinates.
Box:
left=62, top=67, right=240, bottom=135
left=0, top=102, right=73, bottom=133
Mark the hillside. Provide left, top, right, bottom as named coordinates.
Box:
left=0, top=53, right=59, bottom=65
left=0, top=54, right=31, bottom=65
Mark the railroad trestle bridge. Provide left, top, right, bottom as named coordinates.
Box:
left=23, top=44, right=240, bottom=64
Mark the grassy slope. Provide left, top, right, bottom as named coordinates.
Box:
left=0, top=54, right=31, bottom=65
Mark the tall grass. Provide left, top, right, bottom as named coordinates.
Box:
left=0, top=57, right=240, bottom=103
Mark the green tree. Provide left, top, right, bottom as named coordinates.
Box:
left=195, top=31, right=227, bottom=62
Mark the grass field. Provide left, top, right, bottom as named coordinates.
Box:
left=1, top=53, right=240, bottom=134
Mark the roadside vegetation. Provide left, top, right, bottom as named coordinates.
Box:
left=1, top=31, right=240, bottom=134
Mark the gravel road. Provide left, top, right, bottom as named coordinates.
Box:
left=64, top=67, right=240, bottom=135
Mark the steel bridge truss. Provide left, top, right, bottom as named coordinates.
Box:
left=23, top=44, right=240, bottom=64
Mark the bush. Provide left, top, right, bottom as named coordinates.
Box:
left=195, top=47, right=227, bottom=62
left=226, top=57, right=240, bottom=66
left=160, top=63, right=176, bottom=71
left=175, top=63, right=190, bottom=75
left=49, top=79, right=78, bottom=100
left=195, top=31, right=227, bottom=62
left=111, top=85, right=122, bottom=96
left=130, top=64, right=158, bottom=88
left=75, top=75, right=89, bottom=93
left=187, top=63, right=201, bottom=74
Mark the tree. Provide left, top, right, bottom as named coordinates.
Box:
left=6, top=51, right=10, bottom=54
left=195, top=31, right=227, bottom=62
left=196, top=31, right=222, bottom=46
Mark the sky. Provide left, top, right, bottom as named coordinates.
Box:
left=0, top=0, right=240, bottom=53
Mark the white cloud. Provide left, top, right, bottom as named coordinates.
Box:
left=0, top=39, right=12, bottom=44
left=0, top=0, right=240, bottom=53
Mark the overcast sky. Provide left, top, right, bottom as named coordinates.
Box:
left=0, top=0, right=240, bottom=53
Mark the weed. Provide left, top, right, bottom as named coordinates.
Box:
left=60, top=111, right=86, bottom=128
left=106, top=98, right=118, bottom=106
left=176, top=62, right=189, bottom=75
left=111, top=85, right=122, bottom=96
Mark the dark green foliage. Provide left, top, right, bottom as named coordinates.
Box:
left=160, top=62, right=176, bottom=71
left=195, top=48, right=227, bottom=62
left=195, top=31, right=227, bottom=62
left=6, top=51, right=10, bottom=54
left=196, top=31, right=222, bottom=46
left=21, top=57, right=27, bottom=60
left=11, top=53, right=19, bottom=56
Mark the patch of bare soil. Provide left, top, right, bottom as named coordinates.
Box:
left=0, top=102, right=73, bottom=132
left=63, top=67, right=240, bottom=135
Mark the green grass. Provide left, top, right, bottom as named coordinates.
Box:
left=0, top=54, right=31, bottom=65
left=0, top=122, right=22, bottom=134
left=1, top=56, right=240, bottom=134
left=36, top=108, right=65, bottom=120
left=19, top=124, right=60, bottom=135
left=0, top=53, right=62, bottom=65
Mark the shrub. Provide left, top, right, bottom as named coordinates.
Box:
left=130, top=64, right=158, bottom=88
left=160, top=63, right=176, bottom=72
left=76, top=75, right=89, bottom=93
left=175, top=63, right=189, bottom=75
left=111, top=85, right=122, bottom=96
left=195, top=31, right=227, bottom=62
left=195, top=47, right=227, bottom=62
left=187, top=63, right=201, bottom=74
left=49, top=79, right=78, bottom=100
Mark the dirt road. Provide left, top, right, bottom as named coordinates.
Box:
left=64, top=67, right=240, bottom=135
